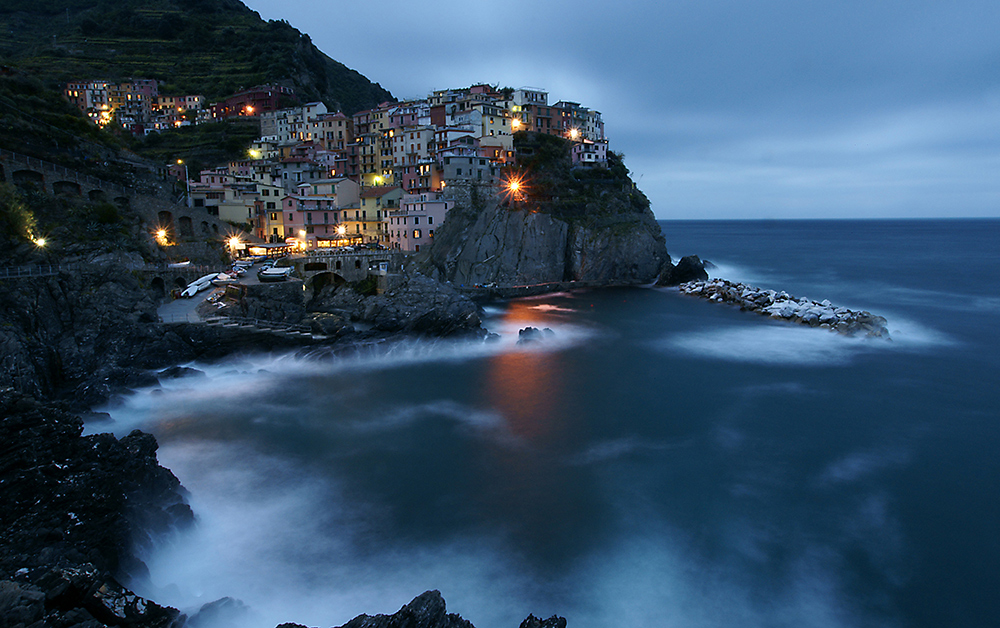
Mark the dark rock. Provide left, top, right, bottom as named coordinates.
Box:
left=520, top=615, right=568, bottom=628
left=309, top=271, right=484, bottom=337
left=0, top=391, right=190, bottom=628
left=657, top=255, right=709, bottom=286
left=157, top=365, right=205, bottom=379
left=338, top=590, right=475, bottom=628
left=420, top=186, right=670, bottom=287
left=187, top=596, right=251, bottom=628
left=517, top=327, right=555, bottom=345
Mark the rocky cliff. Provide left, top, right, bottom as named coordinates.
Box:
left=421, top=133, right=672, bottom=287
left=0, top=392, right=191, bottom=628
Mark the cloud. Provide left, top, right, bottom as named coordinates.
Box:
left=244, top=0, right=1000, bottom=218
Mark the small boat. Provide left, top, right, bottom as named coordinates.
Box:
left=181, top=273, right=219, bottom=297
left=257, top=266, right=293, bottom=282
left=211, top=273, right=239, bottom=286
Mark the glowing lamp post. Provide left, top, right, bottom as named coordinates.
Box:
left=568, top=128, right=580, bottom=141
left=176, top=159, right=190, bottom=207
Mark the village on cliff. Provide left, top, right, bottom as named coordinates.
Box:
left=63, top=80, right=609, bottom=255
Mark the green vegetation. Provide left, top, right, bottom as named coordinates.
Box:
left=132, top=118, right=259, bottom=174
left=0, top=70, right=127, bottom=166
left=0, top=0, right=392, bottom=114
left=0, top=183, right=37, bottom=247
left=509, top=131, right=651, bottom=225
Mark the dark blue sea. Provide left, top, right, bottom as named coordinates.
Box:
left=89, top=219, right=1000, bottom=628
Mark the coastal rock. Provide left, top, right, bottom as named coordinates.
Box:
left=423, top=197, right=670, bottom=287
left=0, top=391, right=191, bottom=627
left=338, top=590, right=474, bottom=628
left=520, top=615, right=568, bottom=628
left=677, top=278, right=890, bottom=338
left=517, top=327, right=555, bottom=344
left=656, top=255, right=710, bottom=286
left=309, top=271, right=484, bottom=337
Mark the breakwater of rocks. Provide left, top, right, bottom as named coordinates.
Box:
left=678, top=279, right=890, bottom=338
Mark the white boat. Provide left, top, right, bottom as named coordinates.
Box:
left=210, top=273, right=239, bottom=286
left=181, top=273, right=219, bottom=297
left=257, top=266, right=293, bottom=282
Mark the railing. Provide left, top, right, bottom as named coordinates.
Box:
left=0, top=264, right=81, bottom=279
left=0, top=262, right=224, bottom=281
left=0, top=148, right=128, bottom=196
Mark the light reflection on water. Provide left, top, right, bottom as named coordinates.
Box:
left=88, top=220, right=1000, bottom=628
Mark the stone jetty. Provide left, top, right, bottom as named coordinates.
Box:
left=679, top=278, right=890, bottom=338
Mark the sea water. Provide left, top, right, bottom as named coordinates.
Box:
left=89, top=219, right=1000, bottom=628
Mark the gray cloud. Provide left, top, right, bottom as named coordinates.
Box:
left=246, top=0, right=1000, bottom=218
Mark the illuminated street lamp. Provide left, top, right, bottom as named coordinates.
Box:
left=336, top=224, right=347, bottom=237
left=176, top=159, right=190, bottom=207
left=568, top=128, right=580, bottom=141
left=33, top=237, right=46, bottom=248
left=511, top=118, right=522, bottom=131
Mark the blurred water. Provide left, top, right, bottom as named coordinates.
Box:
left=91, top=219, right=1000, bottom=628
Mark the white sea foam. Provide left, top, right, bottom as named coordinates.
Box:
left=701, top=259, right=779, bottom=286
left=661, top=323, right=878, bottom=366
left=659, top=306, right=953, bottom=366
left=131, top=437, right=895, bottom=628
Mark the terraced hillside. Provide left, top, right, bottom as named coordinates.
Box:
left=0, top=0, right=392, bottom=115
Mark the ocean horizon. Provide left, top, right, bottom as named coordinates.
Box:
left=88, top=218, right=1000, bottom=628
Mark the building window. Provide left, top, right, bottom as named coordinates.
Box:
left=413, top=229, right=421, bottom=238
left=428, top=216, right=433, bottom=224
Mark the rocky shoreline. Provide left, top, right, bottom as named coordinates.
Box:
left=678, top=278, right=890, bottom=338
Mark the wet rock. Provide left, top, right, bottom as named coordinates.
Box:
left=517, top=327, right=555, bottom=344
left=337, top=590, right=474, bottom=628
left=157, top=365, right=205, bottom=379
left=520, top=615, right=568, bottom=628
left=0, top=391, right=191, bottom=627
left=656, top=255, right=710, bottom=286
left=678, top=278, right=890, bottom=338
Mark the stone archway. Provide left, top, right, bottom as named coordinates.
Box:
left=12, top=169, right=43, bottom=189
left=0, top=163, right=6, bottom=183
left=150, top=276, right=166, bottom=298
left=114, top=197, right=130, bottom=209
left=53, top=181, right=82, bottom=196
left=306, top=271, right=346, bottom=297
left=201, top=221, right=210, bottom=235
left=89, top=189, right=107, bottom=202
left=157, top=210, right=174, bottom=229
left=178, top=216, right=193, bottom=237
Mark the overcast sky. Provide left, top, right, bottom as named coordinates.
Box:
left=245, top=0, right=999, bottom=219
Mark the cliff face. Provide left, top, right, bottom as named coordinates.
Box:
left=421, top=133, right=671, bottom=287
left=422, top=187, right=670, bottom=287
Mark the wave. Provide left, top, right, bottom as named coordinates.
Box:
left=658, top=313, right=952, bottom=366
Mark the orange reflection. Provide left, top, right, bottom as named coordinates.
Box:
left=484, top=301, right=564, bottom=443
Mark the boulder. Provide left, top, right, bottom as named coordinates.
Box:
left=657, top=255, right=710, bottom=286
